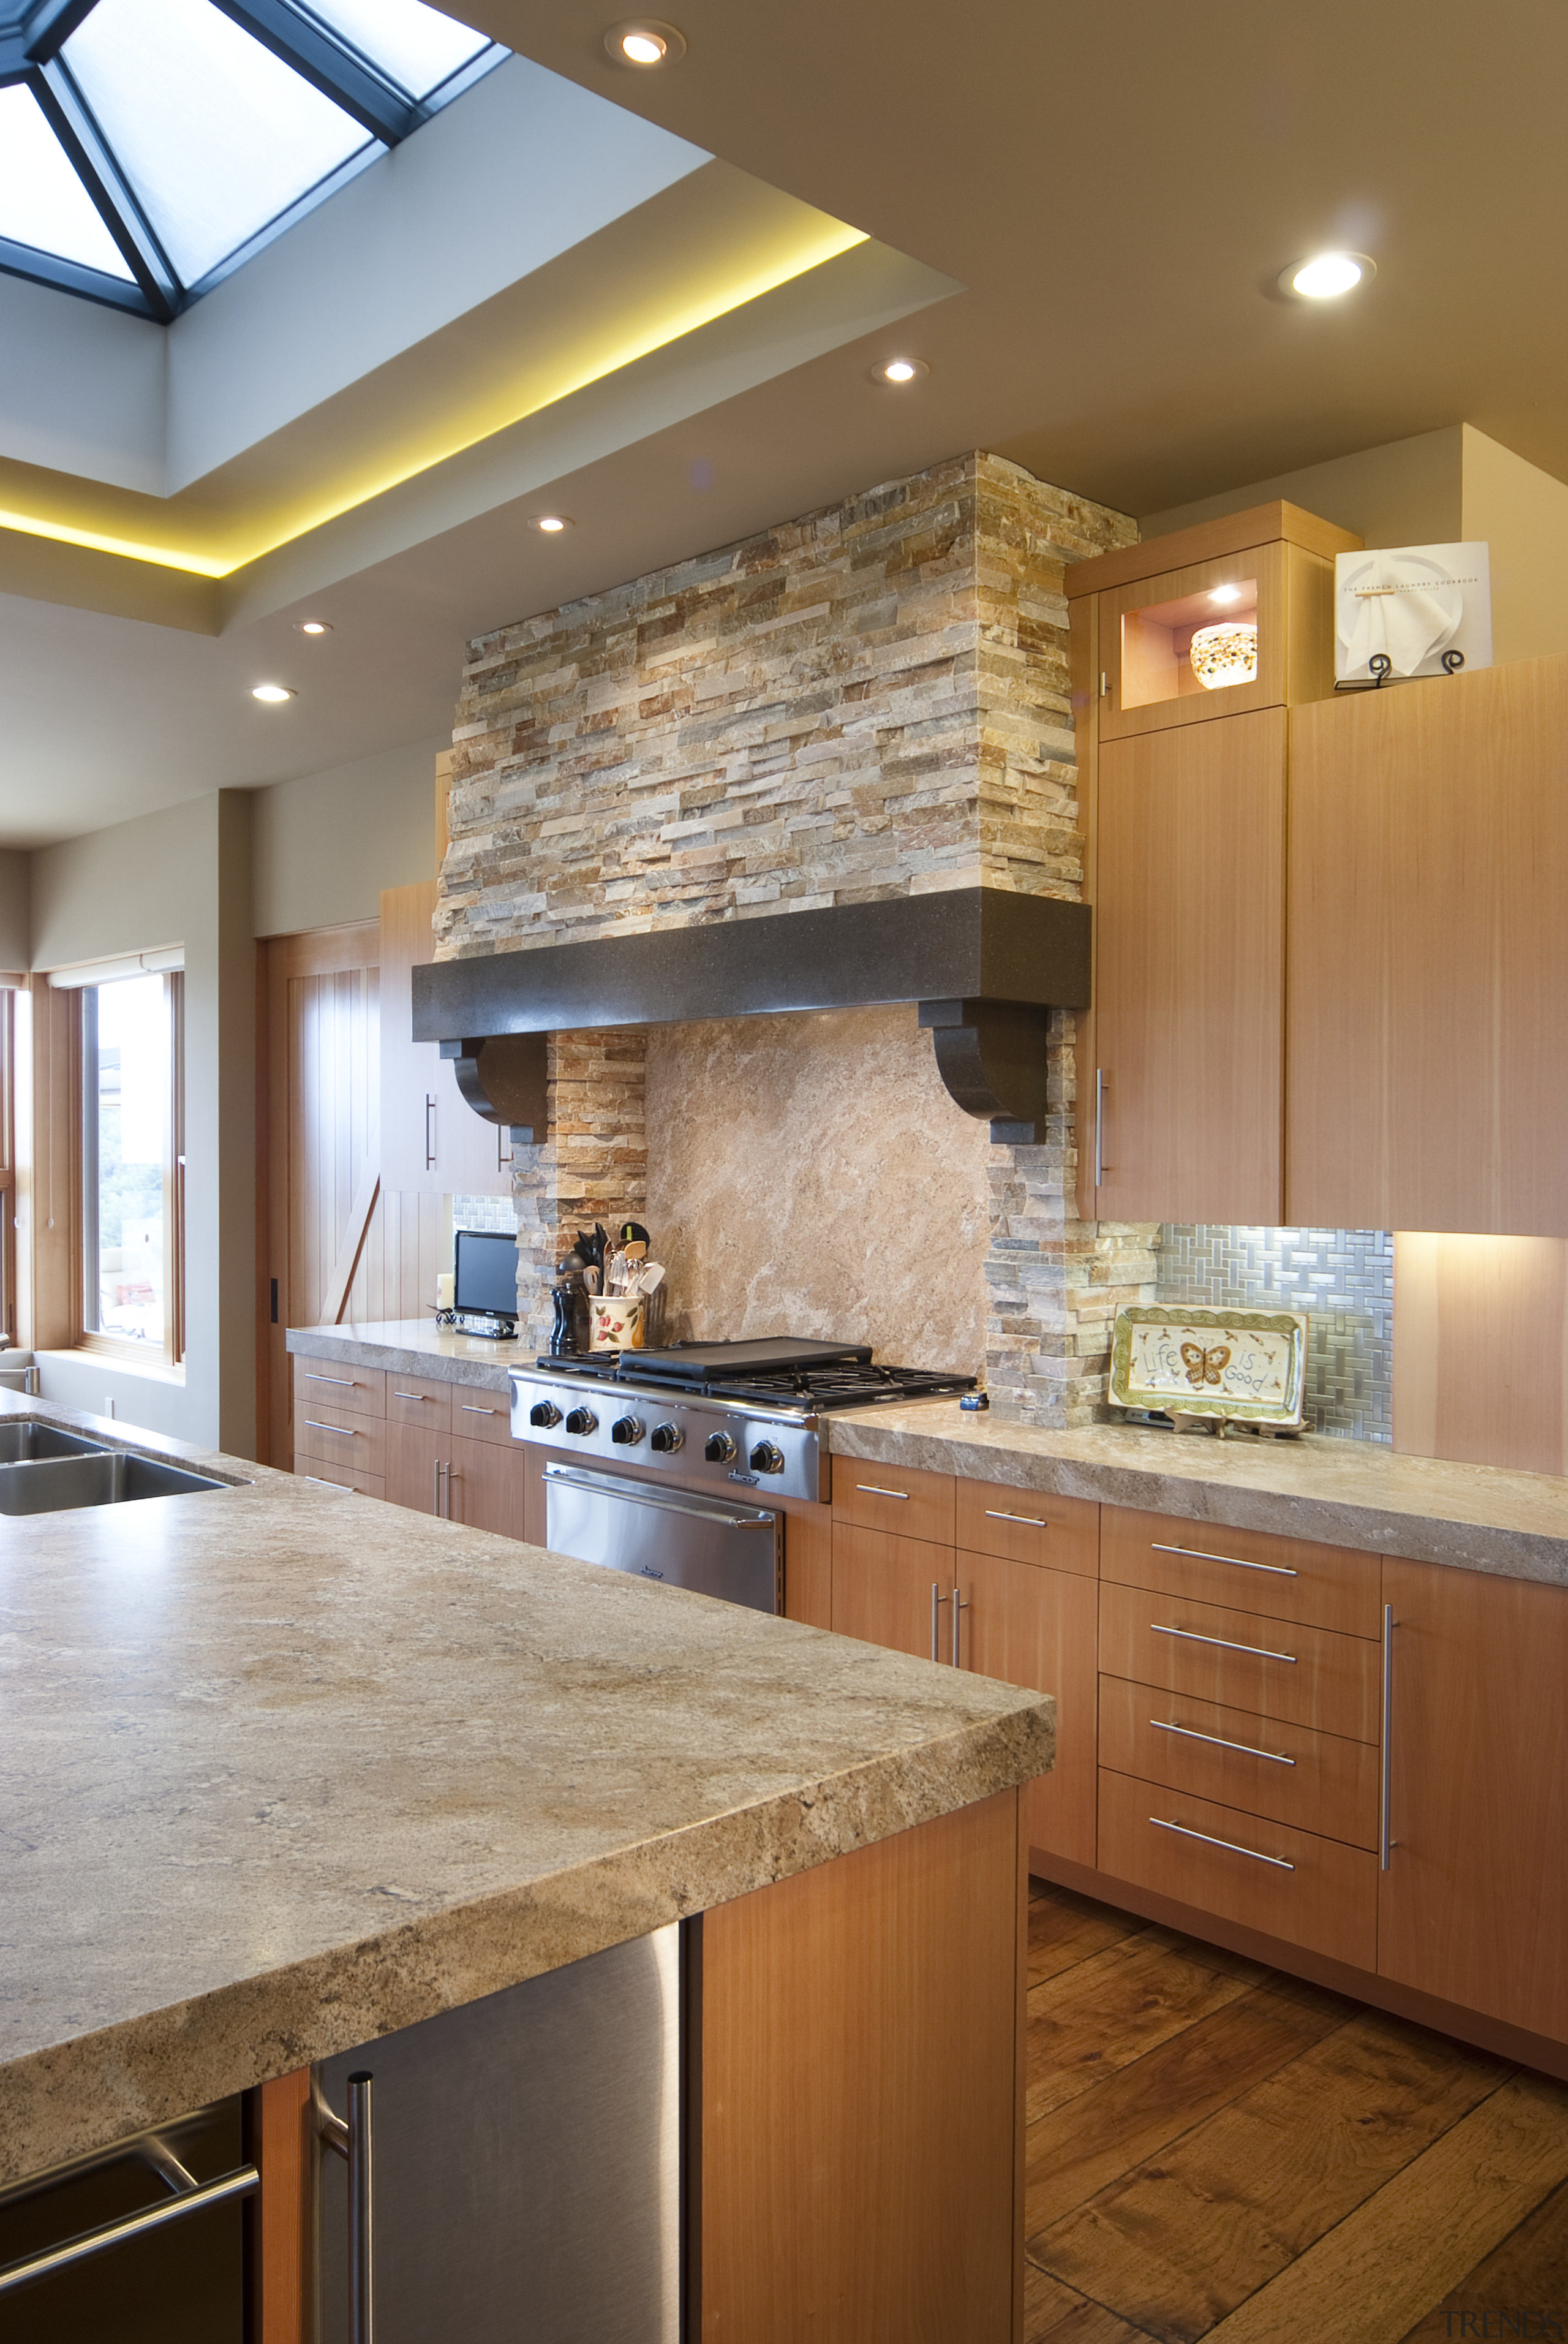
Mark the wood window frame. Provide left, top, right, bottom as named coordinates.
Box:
left=74, top=970, right=186, bottom=1373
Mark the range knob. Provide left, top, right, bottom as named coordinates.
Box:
left=611, top=1415, right=645, bottom=1446
left=564, top=1406, right=598, bottom=1437
left=650, top=1422, right=684, bottom=1454
left=704, top=1431, right=737, bottom=1464
left=528, top=1400, right=562, bottom=1429
left=749, top=1440, right=786, bottom=1475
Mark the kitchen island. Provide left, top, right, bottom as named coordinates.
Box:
left=0, top=1389, right=1050, bottom=2341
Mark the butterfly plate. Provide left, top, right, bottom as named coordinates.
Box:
left=1108, top=1305, right=1308, bottom=1429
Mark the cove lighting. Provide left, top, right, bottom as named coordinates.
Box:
left=1282, top=251, right=1374, bottom=300
left=529, top=514, right=573, bottom=534
left=296, top=619, right=332, bottom=634
left=606, top=19, right=686, bottom=65
left=875, top=357, right=928, bottom=385
left=251, top=682, right=295, bottom=703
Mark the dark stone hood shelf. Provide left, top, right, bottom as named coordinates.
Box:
left=413, top=887, right=1090, bottom=1141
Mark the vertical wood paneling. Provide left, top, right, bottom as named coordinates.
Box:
left=1393, top=1231, right=1568, bottom=1474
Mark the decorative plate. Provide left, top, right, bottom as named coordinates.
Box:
left=1108, top=1306, right=1308, bottom=1427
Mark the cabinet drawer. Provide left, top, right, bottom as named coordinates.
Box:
left=956, top=1478, right=1098, bottom=1576
left=832, top=1456, right=954, bottom=1544
left=1098, top=1767, right=1377, bottom=1970
left=447, top=1389, right=513, bottom=1445
left=295, top=1401, right=387, bottom=1477
left=295, top=1454, right=386, bottom=1501
left=293, top=1360, right=385, bottom=1420
left=1098, top=1676, right=1378, bottom=1850
left=386, top=1374, right=454, bottom=1431
left=1102, top=1506, right=1380, bottom=1636
left=1099, top=1580, right=1379, bottom=1742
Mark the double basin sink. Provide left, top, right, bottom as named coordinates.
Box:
left=0, top=1421, right=226, bottom=1514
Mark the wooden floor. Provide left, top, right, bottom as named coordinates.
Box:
left=1024, top=1879, right=1568, bottom=2343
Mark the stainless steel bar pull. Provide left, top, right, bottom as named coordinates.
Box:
left=951, top=1582, right=968, bottom=1669
left=1380, top=1602, right=1396, bottom=1871
left=930, top=1581, right=950, bottom=1662
left=0, top=2152, right=258, bottom=2298
left=1150, top=1622, right=1298, bottom=1665
left=424, top=1095, right=437, bottom=1171
left=1094, top=1069, right=1107, bottom=1187
left=1151, top=1541, right=1297, bottom=1579
left=317, top=2068, right=375, bottom=2344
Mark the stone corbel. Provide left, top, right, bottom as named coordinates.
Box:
left=917, top=999, right=1052, bottom=1144
left=439, top=1032, right=549, bottom=1145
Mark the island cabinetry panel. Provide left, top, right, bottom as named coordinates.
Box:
left=699, top=1788, right=1023, bottom=2344
left=955, top=1477, right=1098, bottom=1575
left=380, top=883, right=512, bottom=1197
left=1101, top=1506, right=1381, bottom=1637
left=293, top=1361, right=385, bottom=1420
left=1287, top=654, right=1568, bottom=1235
left=831, top=1454, right=955, bottom=1546
left=1090, top=708, right=1286, bottom=1225
left=956, top=1549, right=1097, bottom=1869
left=1099, top=1581, right=1379, bottom=1743
left=831, top=1524, right=955, bottom=1662
left=1097, top=1767, right=1378, bottom=1970
left=1098, top=1676, right=1379, bottom=1850
left=1378, top=1556, right=1568, bottom=2044
left=293, top=1395, right=388, bottom=1481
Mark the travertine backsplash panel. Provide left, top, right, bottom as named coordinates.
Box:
left=644, top=1005, right=990, bottom=1373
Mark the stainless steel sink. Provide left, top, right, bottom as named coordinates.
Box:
left=0, top=1448, right=227, bottom=1514
left=0, top=1422, right=109, bottom=1464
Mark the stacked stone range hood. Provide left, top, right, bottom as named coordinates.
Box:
left=414, top=885, right=1090, bottom=1143
left=426, top=452, right=1156, bottom=1423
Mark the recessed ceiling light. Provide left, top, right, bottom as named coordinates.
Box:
left=875, top=357, right=929, bottom=386
left=529, top=514, right=573, bottom=534
left=296, top=619, right=331, bottom=635
left=605, top=18, right=686, bottom=65
left=251, top=684, right=295, bottom=703
left=1280, top=251, right=1375, bottom=300
left=1209, top=584, right=1245, bottom=606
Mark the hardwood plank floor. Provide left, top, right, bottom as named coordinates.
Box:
left=1024, top=1878, right=1568, bottom=2344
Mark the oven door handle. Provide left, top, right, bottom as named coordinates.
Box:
left=543, top=1464, right=777, bottom=1532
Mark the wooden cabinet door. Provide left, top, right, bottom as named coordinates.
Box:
left=1379, top=1557, right=1568, bottom=2043
left=385, top=1424, right=447, bottom=1518
left=1289, top=656, right=1568, bottom=1234
left=1092, top=707, right=1286, bottom=1224
left=957, top=1549, right=1097, bottom=1869
left=831, top=1525, right=952, bottom=1662
left=379, top=885, right=511, bottom=1196
left=445, top=1432, right=525, bottom=1540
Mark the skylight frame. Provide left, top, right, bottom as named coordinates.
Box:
left=0, top=0, right=505, bottom=320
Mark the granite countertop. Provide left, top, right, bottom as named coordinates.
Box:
left=288, top=1317, right=523, bottom=1389
left=0, top=1396, right=1049, bottom=2188
left=829, top=1401, right=1568, bottom=1587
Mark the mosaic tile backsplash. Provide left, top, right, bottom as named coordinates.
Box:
left=1155, top=1226, right=1393, bottom=1443
left=451, top=1193, right=519, bottom=1237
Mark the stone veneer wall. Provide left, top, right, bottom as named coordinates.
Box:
left=440, top=452, right=1148, bottom=1419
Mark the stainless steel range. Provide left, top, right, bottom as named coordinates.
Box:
left=510, top=1340, right=976, bottom=1614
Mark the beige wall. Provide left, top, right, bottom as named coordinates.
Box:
left=251, top=733, right=442, bottom=938
left=1139, top=426, right=1464, bottom=549
left=0, top=850, right=27, bottom=970
left=28, top=791, right=255, bottom=1453
left=1460, top=425, right=1568, bottom=665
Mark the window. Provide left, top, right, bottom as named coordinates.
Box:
left=0, top=989, right=14, bottom=1344
left=80, top=970, right=184, bottom=1364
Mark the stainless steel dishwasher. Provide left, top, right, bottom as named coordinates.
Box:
left=543, top=1459, right=783, bottom=1613
left=317, top=1927, right=680, bottom=2344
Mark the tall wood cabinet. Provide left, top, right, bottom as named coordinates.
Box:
left=1288, top=653, right=1568, bottom=1236
left=380, top=884, right=513, bottom=1197
left=1068, top=501, right=1360, bottom=1225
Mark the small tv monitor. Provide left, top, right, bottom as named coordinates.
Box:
left=453, top=1228, right=519, bottom=1321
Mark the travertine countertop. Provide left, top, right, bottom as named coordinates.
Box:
left=0, top=1396, right=1049, bottom=2187
left=829, top=1401, right=1568, bottom=1586
left=288, top=1316, right=522, bottom=1388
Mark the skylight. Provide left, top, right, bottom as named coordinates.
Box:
left=0, top=0, right=505, bottom=319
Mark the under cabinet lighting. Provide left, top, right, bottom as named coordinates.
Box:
left=296, top=619, right=331, bottom=635
left=251, top=682, right=295, bottom=703
left=529, top=514, right=573, bottom=534
left=606, top=19, right=686, bottom=64
left=1209, top=584, right=1245, bottom=607
left=875, top=357, right=929, bottom=385
left=1281, top=251, right=1374, bottom=299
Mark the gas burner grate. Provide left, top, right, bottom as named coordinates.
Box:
left=533, top=1355, right=976, bottom=1410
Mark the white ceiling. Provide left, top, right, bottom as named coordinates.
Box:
left=2, top=0, right=1565, bottom=849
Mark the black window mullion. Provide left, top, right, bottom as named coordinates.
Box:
left=20, top=0, right=99, bottom=67
left=208, top=0, right=423, bottom=144
left=32, top=57, right=182, bottom=319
